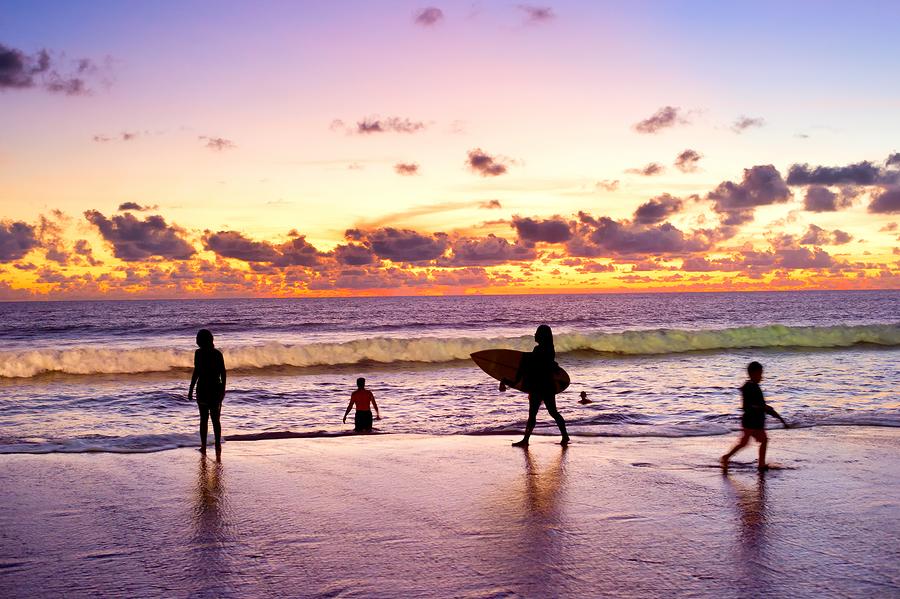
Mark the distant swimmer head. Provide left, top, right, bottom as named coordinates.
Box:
left=196, top=329, right=214, bottom=349
left=747, top=360, right=763, bottom=382
left=580, top=391, right=587, bottom=400
left=357, top=377, right=366, bottom=389
left=535, top=324, right=553, bottom=346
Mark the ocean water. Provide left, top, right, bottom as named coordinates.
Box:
left=0, top=291, right=897, bottom=453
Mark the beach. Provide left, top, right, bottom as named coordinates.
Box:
left=2, top=427, right=897, bottom=598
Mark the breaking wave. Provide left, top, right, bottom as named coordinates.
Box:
left=1, top=323, right=897, bottom=378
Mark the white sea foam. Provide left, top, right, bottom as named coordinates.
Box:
left=1, top=324, right=897, bottom=378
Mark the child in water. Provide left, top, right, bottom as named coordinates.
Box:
left=188, top=329, right=226, bottom=455
left=343, top=377, right=380, bottom=433
left=720, top=361, right=789, bottom=472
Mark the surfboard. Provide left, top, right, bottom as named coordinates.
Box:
left=470, top=349, right=570, bottom=394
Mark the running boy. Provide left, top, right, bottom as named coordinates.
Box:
left=343, top=377, right=380, bottom=433
left=721, top=361, right=789, bottom=472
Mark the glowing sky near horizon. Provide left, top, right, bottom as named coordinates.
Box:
left=1, top=0, right=898, bottom=298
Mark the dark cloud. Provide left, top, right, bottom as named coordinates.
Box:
left=511, top=216, right=572, bottom=244
left=445, top=235, right=536, bottom=265
left=0, top=221, right=39, bottom=262
left=479, top=199, right=502, bottom=209
left=0, top=43, right=96, bottom=96
left=202, top=231, right=320, bottom=266
left=334, top=243, right=376, bottom=266
left=626, top=162, right=665, bottom=176
left=118, top=202, right=156, bottom=212
left=887, top=153, right=900, bottom=167
left=199, top=136, right=236, bottom=151
left=633, top=194, right=684, bottom=225
left=356, top=117, right=426, bottom=134
left=567, top=212, right=711, bottom=258
left=358, top=228, right=450, bottom=263
left=674, top=149, right=702, bottom=173
left=731, top=116, right=765, bottom=133
left=707, top=165, right=792, bottom=225
left=596, top=179, right=619, bottom=192
left=85, top=211, right=196, bottom=261
left=786, top=160, right=898, bottom=186
left=682, top=245, right=836, bottom=272
left=73, top=239, right=101, bottom=266
left=414, top=7, right=444, bottom=26
left=868, top=187, right=900, bottom=214
left=799, top=224, right=852, bottom=246
left=633, top=106, right=687, bottom=134
left=517, top=5, right=555, bottom=23
left=394, top=162, right=419, bottom=176
left=802, top=186, right=846, bottom=212
left=466, top=148, right=509, bottom=177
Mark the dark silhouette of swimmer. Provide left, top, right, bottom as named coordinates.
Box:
left=578, top=391, right=592, bottom=405
left=721, top=361, right=788, bottom=472
left=188, top=329, right=226, bottom=455
left=343, top=377, right=380, bottom=433
left=500, top=324, right=569, bottom=447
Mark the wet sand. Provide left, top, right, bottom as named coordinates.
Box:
left=1, top=427, right=898, bottom=598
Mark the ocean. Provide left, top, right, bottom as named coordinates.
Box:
left=0, top=290, right=897, bottom=453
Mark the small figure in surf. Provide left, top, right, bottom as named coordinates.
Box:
left=500, top=324, right=570, bottom=447
left=579, top=391, right=592, bottom=405
left=343, top=377, right=380, bottom=433
left=188, top=329, right=226, bottom=455
left=720, top=361, right=789, bottom=472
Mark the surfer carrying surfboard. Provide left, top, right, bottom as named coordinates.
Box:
left=500, top=325, right=570, bottom=447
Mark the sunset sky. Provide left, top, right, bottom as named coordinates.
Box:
left=1, top=0, right=899, bottom=299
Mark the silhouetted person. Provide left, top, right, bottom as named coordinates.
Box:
left=343, top=377, right=380, bottom=433
left=501, top=324, right=569, bottom=447
left=721, top=361, right=788, bottom=472
left=578, top=391, right=592, bottom=405
left=188, top=329, right=226, bottom=455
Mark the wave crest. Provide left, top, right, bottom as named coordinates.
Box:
left=1, top=324, right=897, bottom=378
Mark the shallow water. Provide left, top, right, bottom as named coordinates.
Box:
left=0, top=291, right=897, bottom=452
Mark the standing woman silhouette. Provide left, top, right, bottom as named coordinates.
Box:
left=188, top=329, right=226, bottom=455
left=501, top=324, right=570, bottom=447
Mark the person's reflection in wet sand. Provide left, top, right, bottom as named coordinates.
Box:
left=508, top=447, right=570, bottom=596
left=190, top=455, right=232, bottom=596
left=724, top=474, right=771, bottom=597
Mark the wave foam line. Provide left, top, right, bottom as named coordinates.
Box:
left=1, top=324, right=897, bottom=378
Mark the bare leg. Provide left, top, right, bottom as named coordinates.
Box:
left=544, top=394, right=570, bottom=445
left=513, top=395, right=541, bottom=447
left=757, top=436, right=768, bottom=471
left=210, top=401, right=222, bottom=454
left=198, top=404, right=209, bottom=452
left=721, top=432, right=749, bottom=469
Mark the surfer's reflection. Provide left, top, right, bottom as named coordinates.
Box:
left=515, top=448, right=570, bottom=595
left=190, top=455, right=232, bottom=594
left=725, top=475, right=771, bottom=596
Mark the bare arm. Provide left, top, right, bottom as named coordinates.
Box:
left=766, top=404, right=789, bottom=428
left=371, top=393, right=380, bottom=419
left=343, top=399, right=354, bottom=423
left=218, top=352, right=227, bottom=400
left=188, top=351, right=199, bottom=400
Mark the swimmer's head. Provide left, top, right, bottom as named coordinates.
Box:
left=357, top=377, right=366, bottom=389
left=580, top=391, right=587, bottom=399
left=196, top=329, right=214, bottom=349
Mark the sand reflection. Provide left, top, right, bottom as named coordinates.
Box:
left=190, top=455, right=232, bottom=593
left=479, top=447, right=570, bottom=596
left=725, top=474, right=770, bottom=594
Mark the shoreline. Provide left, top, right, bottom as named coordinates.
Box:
left=1, top=427, right=898, bottom=597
